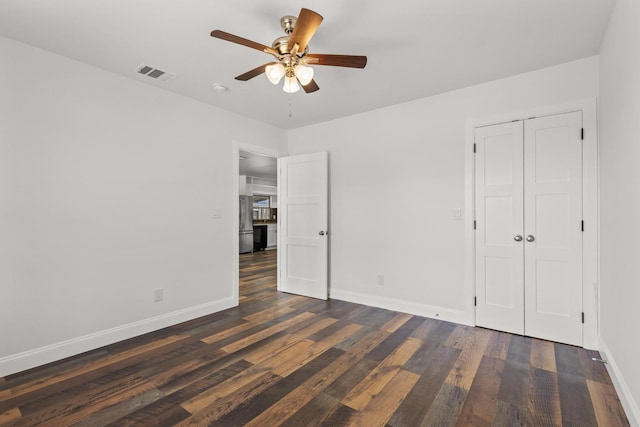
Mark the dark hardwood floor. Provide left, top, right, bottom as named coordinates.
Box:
left=0, top=249, right=629, bottom=426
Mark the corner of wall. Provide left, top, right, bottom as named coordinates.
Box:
left=599, top=338, right=640, bottom=426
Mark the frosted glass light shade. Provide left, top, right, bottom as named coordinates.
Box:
left=294, top=64, right=314, bottom=86
left=282, top=75, right=300, bottom=93
left=265, top=63, right=285, bottom=84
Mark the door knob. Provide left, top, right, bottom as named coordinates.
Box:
left=514, top=235, right=523, bottom=242
left=526, top=235, right=535, bottom=242
left=319, top=231, right=325, bottom=236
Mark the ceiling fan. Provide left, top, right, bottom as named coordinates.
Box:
left=211, top=8, right=367, bottom=94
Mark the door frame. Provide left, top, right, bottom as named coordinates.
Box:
left=464, top=98, right=599, bottom=349
left=232, top=141, right=285, bottom=305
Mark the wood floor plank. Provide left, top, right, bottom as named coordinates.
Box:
left=492, top=399, right=527, bottom=427
left=380, top=312, right=413, bottom=333
left=388, top=344, right=461, bottom=427
left=420, top=383, right=468, bottom=427
left=410, top=317, right=439, bottom=340
left=527, top=366, right=562, bottom=426
left=506, top=335, right=532, bottom=365
left=557, top=371, right=599, bottom=426
left=213, top=347, right=344, bottom=426
left=443, top=324, right=474, bottom=349
left=587, top=379, right=630, bottom=427
left=243, top=316, right=338, bottom=365
left=497, top=360, right=530, bottom=409
left=554, top=342, right=584, bottom=376
left=455, top=355, right=505, bottom=427
left=271, top=323, right=363, bottom=378
left=531, top=339, right=557, bottom=372
left=350, top=369, right=420, bottom=427
left=279, top=392, right=341, bottom=427
left=483, top=329, right=512, bottom=360
left=177, top=372, right=280, bottom=426
left=365, top=316, right=425, bottom=363
left=444, top=327, right=492, bottom=390
left=0, top=407, right=21, bottom=425
left=220, top=311, right=316, bottom=354
left=342, top=337, right=422, bottom=411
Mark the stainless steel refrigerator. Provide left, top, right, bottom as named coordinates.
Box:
left=239, top=195, right=253, bottom=253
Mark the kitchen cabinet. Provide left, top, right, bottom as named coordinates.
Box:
left=267, top=224, right=277, bottom=249
left=270, top=195, right=278, bottom=209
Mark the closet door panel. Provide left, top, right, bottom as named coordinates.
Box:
left=523, top=111, right=583, bottom=346
left=475, top=121, right=524, bottom=335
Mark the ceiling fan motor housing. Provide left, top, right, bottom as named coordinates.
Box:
left=280, top=15, right=297, bottom=34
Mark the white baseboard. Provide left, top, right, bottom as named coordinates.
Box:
left=599, top=338, right=640, bottom=427
left=0, top=297, right=236, bottom=377
left=329, top=288, right=472, bottom=326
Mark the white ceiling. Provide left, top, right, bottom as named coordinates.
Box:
left=0, top=0, right=615, bottom=130
left=239, top=150, right=277, bottom=180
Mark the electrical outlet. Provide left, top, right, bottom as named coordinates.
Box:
left=377, top=275, right=385, bottom=286
left=153, top=288, right=163, bottom=302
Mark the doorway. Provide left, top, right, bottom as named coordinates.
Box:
left=233, top=143, right=280, bottom=305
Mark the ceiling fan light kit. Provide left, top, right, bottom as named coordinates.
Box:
left=210, top=8, right=367, bottom=95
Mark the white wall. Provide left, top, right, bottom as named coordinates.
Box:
left=288, top=57, right=599, bottom=325
left=599, top=0, right=640, bottom=423
left=0, top=36, right=287, bottom=375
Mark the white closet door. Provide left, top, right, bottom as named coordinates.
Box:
left=523, top=112, right=583, bottom=346
left=475, top=121, right=525, bottom=335
left=278, top=152, right=329, bottom=300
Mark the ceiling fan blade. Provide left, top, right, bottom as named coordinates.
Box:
left=289, top=8, right=323, bottom=53
left=211, top=30, right=278, bottom=56
left=302, top=79, right=320, bottom=93
left=306, top=54, right=367, bottom=69
left=235, top=63, right=277, bottom=81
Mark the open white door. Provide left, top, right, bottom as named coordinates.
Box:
left=278, top=152, right=328, bottom=300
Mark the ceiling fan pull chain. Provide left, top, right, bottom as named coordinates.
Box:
left=288, top=93, right=293, bottom=118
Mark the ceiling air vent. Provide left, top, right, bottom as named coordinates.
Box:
left=136, top=64, right=176, bottom=82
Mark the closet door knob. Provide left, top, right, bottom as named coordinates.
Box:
left=514, top=235, right=523, bottom=242
left=526, top=235, right=535, bottom=242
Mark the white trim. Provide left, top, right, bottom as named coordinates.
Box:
left=0, top=298, right=236, bottom=377
left=232, top=141, right=284, bottom=297
left=330, top=288, right=472, bottom=326
left=465, top=98, right=599, bottom=349
left=599, top=338, right=640, bottom=427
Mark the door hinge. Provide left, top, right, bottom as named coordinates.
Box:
left=581, top=128, right=584, bottom=140
left=581, top=220, right=584, bottom=232
left=473, top=220, right=477, bottom=230
left=473, top=143, right=476, bottom=153
left=582, top=312, right=585, bottom=324
left=474, top=296, right=477, bottom=306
